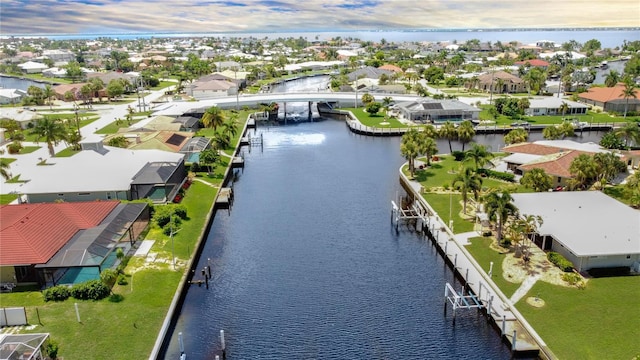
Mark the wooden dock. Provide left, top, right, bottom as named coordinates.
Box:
left=215, top=187, right=234, bottom=208
left=395, top=176, right=551, bottom=358
left=231, top=156, right=244, bottom=168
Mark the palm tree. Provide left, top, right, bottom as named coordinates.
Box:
left=542, top=125, right=562, bottom=140
left=504, top=128, right=528, bottom=145
left=604, top=70, right=620, bottom=87
left=452, top=166, right=483, bottom=214
left=520, top=214, right=543, bottom=259
left=201, top=106, right=225, bottom=130
left=559, top=101, right=570, bottom=118
left=593, top=152, right=626, bottom=186
left=621, top=81, right=637, bottom=119
left=520, top=168, right=553, bottom=192
left=43, top=84, right=55, bottom=110
left=457, top=120, right=475, bottom=151
left=438, top=121, right=458, bottom=153
left=30, top=117, right=68, bottom=157
left=464, top=143, right=494, bottom=170
left=614, top=121, right=640, bottom=148
left=569, top=154, right=597, bottom=190
left=495, top=78, right=505, bottom=94
left=423, top=137, right=438, bottom=166
left=482, top=190, right=517, bottom=241
left=400, top=129, right=421, bottom=177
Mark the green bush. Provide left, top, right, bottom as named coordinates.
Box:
left=70, top=280, right=110, bottom=300
left=153, top=205, right=188, bottom=228
left=100, top=268, right=118, bottom=287
left=117, top=274, right=128, bottom=285
left=108, top=293, right=124, bottom=303
left=562, top=272, right=582, bottom=285
left=116, top=255, right=131, bottom=274
left=162, top=216, right=182, bottom=235
left=44, top=339, right=59, bottom=359
left=452, top=151, right=465, bottom=161
left=173, top=204, right=188, bottom=220
left=7, top=141, right=23, bottom=154
left=478, top=168, right=515, bottom=182
left=547, top=252, right=574, bottom=272
left=42, top=285, right=70, bottom=302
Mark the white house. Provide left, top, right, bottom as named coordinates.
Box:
left=525, top=97, right=589, bottom=116
left=0, top=88, right=26, bottom=105
left=18, top=143, right=186, bottom=203
left=18, top=61, right=48, bottom=74
left=186, top=80, right=237, bottom=100
left=512, top=191, right=640, bottom=272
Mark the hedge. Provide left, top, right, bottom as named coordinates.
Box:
left=547, top=252, right=574, bottom=272
left=478, top=168, right=515, bottom=182
left=43, top=285, right=70, bottom=302
left=70, top=280, right=110, bottom=300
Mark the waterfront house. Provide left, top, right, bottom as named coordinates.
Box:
left=578, top=83, right=640, bottom=114
left=525, top=98, right=588, bottom=116
left=19, top=142, right=186, bottom=204
left=53, top=83, right=87, bottom=100
left=347, top=66, right=394, bottom=82
left=0, top=88, right=26, bottom=105
left=392, top=99, right=480, bottom=123
left=17, top=61, right=48, bottom=74
left=512, top=191, right=640, bottom=272
left=514, top=59, right=550, bottom=69
left=502, top=140, right=614, bottom=187
left=0, top=200, right=149, bottom=287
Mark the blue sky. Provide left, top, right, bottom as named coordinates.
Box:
left=0, top=0, right=638, bottom=35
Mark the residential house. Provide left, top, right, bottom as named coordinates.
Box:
left=578, top=83, right=640, bottom=113
left=525, top=98, right=588, bottom=116
left=468, top=70, right=526, bottom=94
left=392, top=99, right=480, bottom=123
left=18, top=142, right=186, bottom=203
left=53, top=83, right=87, bottom=101
left=501, top=140, right=613, bottom=187
left=0, top=88, right=26, bottom=105
left=0, top=201, right=149, bottom=287
left=17, top=61, right=48, bottom=74
left=514, top=59, right=550, bottom=69
left=512, top=191, right=640, bottom=272
left=186, top=79, right=237, bottom=100
left=347, top=66, right=394, bottom=82
left=0, top=108, right=42, bottom=129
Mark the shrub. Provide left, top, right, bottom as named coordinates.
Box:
left=108, top=293, right=124, bottom=303
left=117, top=274, right=128, bottom=285
left=562, top=272, right=583, bottom=285
left=477, top=168, right=515, bottom=182
left=116, top=255, right=131, bottom=274
left=547, top=252, right=574, bottom=272
left=452, top=150, right=465, bottom=161
left=100, top=268, right=118, bottom=287
left=162, top=216, right=182, bottom=235
left=70, top=280, right=110, bottom=300
left=42, top=285, right=70, bottom=302
left=7, top=141, right=22, bottom=154
left=44, top=339, right=59, bottom=360
left=173, top=204, right=188, bottom=220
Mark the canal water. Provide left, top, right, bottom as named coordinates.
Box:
left=163, top=119, right=516, bottom=359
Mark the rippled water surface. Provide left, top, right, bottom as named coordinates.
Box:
left=163, top=120, right=514, bottom=359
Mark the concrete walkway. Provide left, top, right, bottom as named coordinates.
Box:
left=510, top=273, right=542, bottom=305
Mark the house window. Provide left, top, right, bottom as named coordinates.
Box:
left=627, top=255, right=632, bottom=259
left=78, top=193, right=90, bottom=196
left=58, top=194, right=64, bottom=196
left=557, top=177, right=561, bottom=183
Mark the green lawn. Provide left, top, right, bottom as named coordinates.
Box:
left=479, top=105, right=635, bottom=126
left=150, top=81, right=176, bottom=90
left=464, top=236, right=521, bottom=297
left=341, top=107, right=408, bottom=128
left=0, top=181, right=216, bottom=360
left=55, top=147, right=80, bottom=157
left=602, top=185, right=631, bottom=205
left=422, top=192, right=475, bottom=233
left=95, top=119, right=144, bottom=134
left=1, top=157, right=17, bottom=166
left=518, top=277, right=640, bottom=360
left=17, top=146, right=41, bottom=154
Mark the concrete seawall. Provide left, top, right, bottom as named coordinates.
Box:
left=398, top=171, right=556, bottom=359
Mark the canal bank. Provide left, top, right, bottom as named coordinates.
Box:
left=397, top=172, right=555, bottom=359
left=149, top=116, right=252, bottom=360
left=161, top=119, right=514, bottom=360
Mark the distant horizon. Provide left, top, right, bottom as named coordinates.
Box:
left=3, top=26, right=639, bottom=40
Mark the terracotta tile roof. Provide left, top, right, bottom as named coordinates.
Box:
left=514, top=59, right=550, bottom=67
left=0, top=201, right=119, bottom=266
left=518, top=150, right=588, bottom=178
left=502, top=142, right=565, bottom=155
left=378, top=64, right=403, bottom=73
left=578, top=83, right=640, bottom=103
